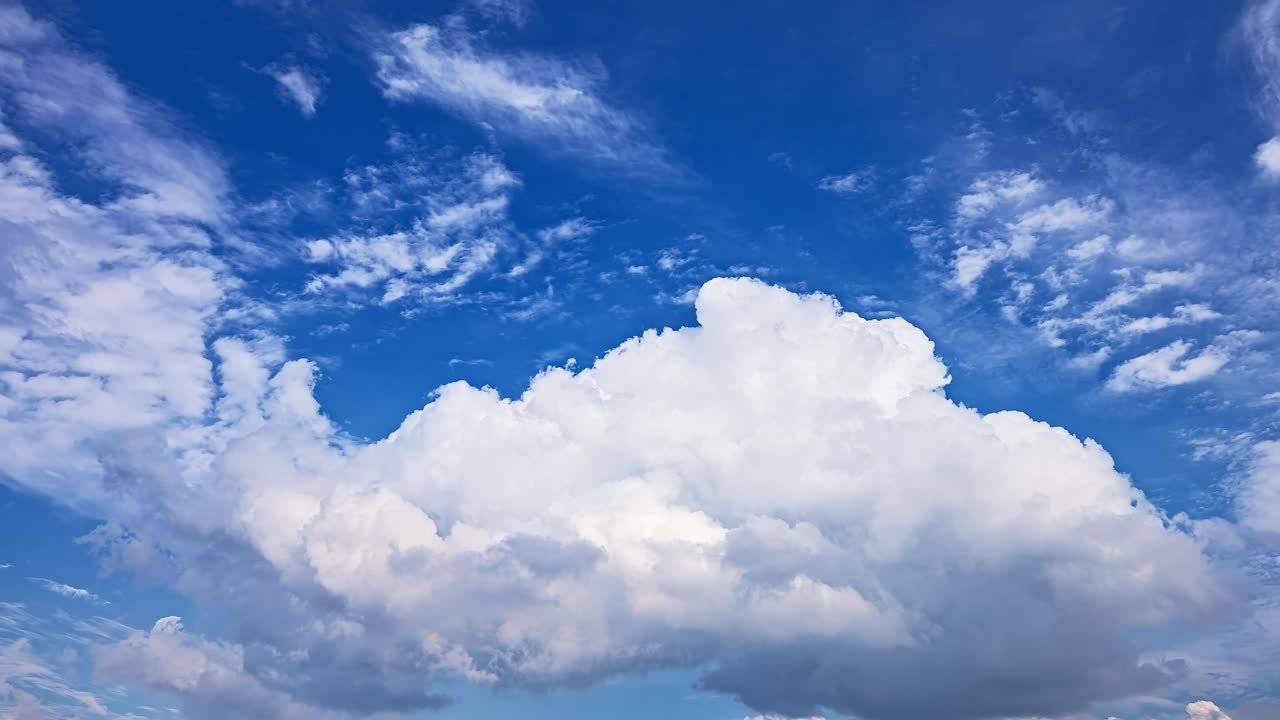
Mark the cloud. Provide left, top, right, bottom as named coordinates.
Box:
left=1105, top=339, right=1231, bottom=392
left=955, top=171, right=1044, bottom=222
left=373, top=19, right=675, bottom=176
left=1118, top=304, right=1223, bottom=336
left=0, top=5, right=228, bottom=222
left=1184, top=700, right=1233, bottom=720
left=59, top=278, right=1227, bottom=719
left=0, top=638, right=110, bottom=717
left=0, top=602, right=142, bottom=718
left=906, top=101, right=1272, bottom=401
left=463, top=0, right=532, bottom=26
left=0, top=3, right=237, bottom=512
left=267, top=63, right=324, bottom=117
left=303, top=153, right=521, bottom=302
left=1235, top=440, right=1280, bottom=533
left=1240, top=0, right=1280, bottom=129
left=94, top=617, right=355, bottom=720
left=1254, top=137, right=1280, bottom=178
left=817, top=170, right=875, bottom=194
left=0, top=7, right=1269, bottom=720
left=28, top=578, right=104, bottom=604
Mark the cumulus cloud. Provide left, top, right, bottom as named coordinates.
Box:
left=1184, top=700, right=1233, bottom=720
left=0, top=6, right=1269, bottom=720
left=373, top=19, right=674, bottom=176
left=61, top=278, right=1227, bottom=719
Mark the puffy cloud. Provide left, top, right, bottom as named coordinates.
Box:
left=1254, top=136, right=1280, bottom=178
left=0, top=6, right=1265, bottom=720
left=78, top=278, right=1220, bottom=720
left=1184, top=700, right=1232, bottom=720
left=373, top=19, right=674, bottom=176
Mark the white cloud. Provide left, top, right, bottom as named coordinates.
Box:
left=0, top=7, right=1273, bottom=720
left=955, top=170, right=1043, bottom=221
left=303, top=153, right=520, bottom=302
left=28, top=578, right=104, bottom=604
left=1236, top=440, right=1280, bottom=533
left=916, top=122, right=1271, bottom=399
left=267, top=63, right=324, bottom=117
left=79, top=278, right=1219, bottom=720
left=1106, top=339, right=1231, bottom=392
left=0, top=6, right=228, bottom=223
left=1255, top=136, right=1280, bottom=178
left=374, top=20, right=673, bottom=175
left=1240, top=0, right=1280, bottom=133
left=1067, top=234, right=1112, bottom=262
left=1118, top=303, right=1223, bottom=336
left=950, top=193, right=1111, bottom=293
left=0, top=5, right=237, bottom=510
left=537, top=216, right=596, bottom=243
left=1184, top=700, right=1233, bottom=720
left=817, top=169, right=874, bottom=194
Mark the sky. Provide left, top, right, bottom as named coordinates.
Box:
left=1, top=0, right=1280, bottom=719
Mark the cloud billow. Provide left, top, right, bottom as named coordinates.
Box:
left=97, top=278, right=1225, bottom=719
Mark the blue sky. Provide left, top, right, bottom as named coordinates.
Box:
left=2, top=1, right=1280, bottom=719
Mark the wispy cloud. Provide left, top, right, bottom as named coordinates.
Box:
left=1105, top=340, right=1231, bottom=392
left=28, top=578, right=105, bottom=604
left=303, top=152, right=521, bottom=302
left=901, top=98, right=1276, bottom=401
left=817, top=169, right=875, bottom=194
left=373, top=19, right=676, bottom=177
left=266, top=62, right=324, bottom=117
left=1237, top=0, right=1280, bottom=176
